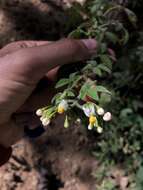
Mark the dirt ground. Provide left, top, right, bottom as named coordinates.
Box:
left=0, top=117, right=97, bottom=190
left=0, top=1, right=98, bottom=190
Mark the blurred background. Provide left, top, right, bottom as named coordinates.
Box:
left=0, top=0, right=143, bottom=190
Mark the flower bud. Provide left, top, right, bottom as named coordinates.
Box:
left=36, top=109, right=43, bottom=116
left=42, top=118, right=50, bottom=126
left=97, top=107, right=104, bottom=116
left=103, top=112, right=112, bottom=121
left=64, top=115, right=69, bottom=128
left=97, top=126, right=103, bottom=133
left=40, top=116, right=44, bottom=121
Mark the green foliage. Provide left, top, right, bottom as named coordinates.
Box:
left=37, top=0, right=143, bottom=188
left=42, top=0, right=135, bottom=131
left=136, top=166, right=143, bottom=190
left=55, top=78, right=70, bottom=88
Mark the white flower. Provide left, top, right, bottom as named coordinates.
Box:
left=103, top=112, right=112, bottom=121
left=82, top=103, right=95, bottom=117
left=42, top=118, right=50, bottom=126
left=58, top=100, right=68, bottom=114
left=97, top=107, right=105, bottom=116
left=36, top=109, right=43, bottom=116
left=82, top=104, right=97, bottom=130
left=97, top=126, right=103, bottom=133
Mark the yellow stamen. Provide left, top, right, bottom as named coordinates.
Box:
left=89, top=115, right=96, bottom=125
left=58, top=106, right=65, bottom=114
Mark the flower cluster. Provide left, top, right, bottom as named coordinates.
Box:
left=36, top=99, right=69, bottom=127
left=36, top=106, right=55, bottom=127
left=36, top=99, right=112, bottom=133
left=82, top=103, right=112, bottom=133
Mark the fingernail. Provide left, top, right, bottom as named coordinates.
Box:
left=81, top=39, right=97, bottom=51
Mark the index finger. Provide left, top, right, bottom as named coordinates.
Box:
left=1, top=39, right=97, bottom=84
left=0, top=41, right=51, bottom=57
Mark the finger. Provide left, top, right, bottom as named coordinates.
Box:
left=0, top=41, right=51, bottom=57
left=3, top=39, right=97, bottom=84
left=0, top=41, right=59, bottom=82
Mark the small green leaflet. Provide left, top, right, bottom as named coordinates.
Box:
left=100, top=54, right=113, bottom=70
left=124, top=8, right=137, bottom=26
left=55, top=78, right=70, bottom=88
left=99, top=93, right=112, bottom=105
left=105, top=31, right=118, bottom=44
left=66, top=91, right=75, bottom=97
left=69, top=72, right=78, bottom=79
left=96, top=85, right=111, bottom=94
left=71, top=76, right=82, bottom=87
left=97, top=64, right=111, bottom=74
left=121, top=28, right=129, bottom=45
left=120, top=108, right=133, bottom=118
left=51, top=93, right=62, bottom=104
left=93, top=67, right=102, bottom=76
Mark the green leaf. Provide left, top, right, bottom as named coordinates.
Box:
left=91, top=5, right=97, bottom=14
left=122, top=28, right=129, bottom=45
left=51, top=93, right=62, bottom=104
left=93, top=67, right=102, bottom=76
left=96, top=85, right=111, bottom=94
left=124, top=8, right=137, bottom=26
left=82, top=60, right=97, bottom=72
left=72, top=76, right=82, bottom=87
left=97, top=64, right=111, bottom=74
left=87, top=60, right=97, bottom=65
left=69, top=29, right=82, bottom=38
left=66, top=91, right=75, bottom=97
left=69, top=73, right=81, bottom=86
left=120, top=108, right=133, bottom=118
left=137, top=167, right=143, bottom=180
left=82, top=64, right=92, bottom=71
left=100, top=54, right=113, bottom=69
left=100, top=43, right=108, bottom=54
left=87, top=86, right=99, bottom=101
left=78, top=82, right=90, bottom=100
left=69, top=72, right=78, bottom=79
left=99, top=93, right=112, bottom=105
left=55, top=78, right=70, bottom=88
left=105, top=31, right=118, bottom=44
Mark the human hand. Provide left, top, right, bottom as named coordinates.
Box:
left=0, top=39, right=97, bottom=148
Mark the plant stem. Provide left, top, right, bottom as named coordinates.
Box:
left=103, top=5, right=123, bottom=17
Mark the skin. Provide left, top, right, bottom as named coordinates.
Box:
left=0, top=39, right=97, bottom=147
